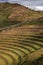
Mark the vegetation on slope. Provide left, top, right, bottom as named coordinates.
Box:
left=0, top=2, right=43, bottom=65
left=0, top=2, right=43, bottom=29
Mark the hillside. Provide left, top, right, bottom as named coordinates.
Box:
left=0, top=2, right=43, bottom=29
left=0, top=2, right=43, bottom=65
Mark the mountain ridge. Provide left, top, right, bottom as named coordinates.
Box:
left=0, top=2, right=43, bottom=29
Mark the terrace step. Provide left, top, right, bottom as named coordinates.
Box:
left=0, top=33, right=43, bottom=65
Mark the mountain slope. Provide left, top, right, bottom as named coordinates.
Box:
left=0, top=2, right=43, bottom=29
left=0, top=2, right=43, bottom=65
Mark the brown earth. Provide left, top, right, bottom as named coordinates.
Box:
left=0, top=2, right=43, bottom=22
